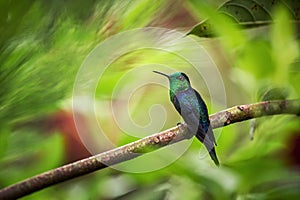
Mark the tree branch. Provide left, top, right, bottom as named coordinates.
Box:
left=0, top=99, right=299, bottom=199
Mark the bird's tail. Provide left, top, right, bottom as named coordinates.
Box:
left=209, top=147, right=219, bottom=166
left=195, top=132, right=220, bottom=166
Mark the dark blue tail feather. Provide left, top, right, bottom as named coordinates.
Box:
left=209, top=148, right=219, bottom=166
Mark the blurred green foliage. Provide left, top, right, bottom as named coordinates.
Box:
left=188, top=0, right=300, bottom=37
left=1, top=0, right=300, bottom=199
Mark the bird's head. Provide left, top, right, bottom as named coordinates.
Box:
left=153, top=71, right=191, bottom=93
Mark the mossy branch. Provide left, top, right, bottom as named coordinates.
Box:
left=0, top=99, right=300, bottom=199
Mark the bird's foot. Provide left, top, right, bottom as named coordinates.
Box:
left=176, top=122, right=185, bottom=133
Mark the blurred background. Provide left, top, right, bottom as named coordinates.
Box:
left=0, top=0, right=300, bottom=199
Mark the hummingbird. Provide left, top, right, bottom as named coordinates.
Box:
left=153, top=71, right=219, bottom=166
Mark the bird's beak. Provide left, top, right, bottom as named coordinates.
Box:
left=153, top=70, right=169, bottom=79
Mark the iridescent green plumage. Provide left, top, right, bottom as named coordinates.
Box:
left=153, top=71, right=219, bottom=166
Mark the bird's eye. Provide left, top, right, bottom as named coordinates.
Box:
left=178, top=76, right=184, bottom=81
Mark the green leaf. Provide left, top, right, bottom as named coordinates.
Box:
left=187, top=0, right=300, bottom=38
left=257, top=86, right=289, bottom=101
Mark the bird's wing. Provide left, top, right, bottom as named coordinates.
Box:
left=205, top=125, right=217, bottom=146
left=192, top=89, right=210, bottom=131
left=172, top=94, right=181, bottom=114
left=173, top=90, right=203, bottom=136
left=193, top=89, right=217, bottom=146
left=172, top=89, right=217, bottom=146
